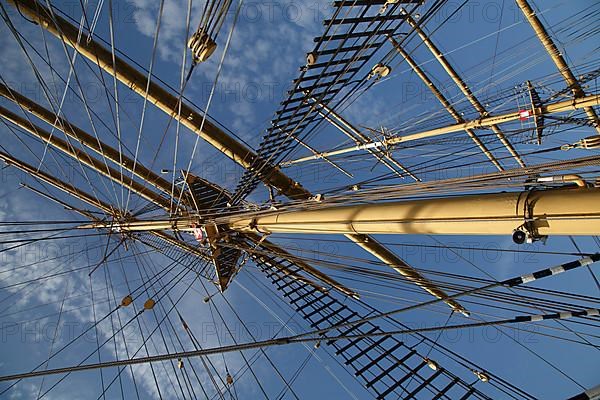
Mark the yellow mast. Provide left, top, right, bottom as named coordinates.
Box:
left=228, top=188, right=600, bottom=237
left=91, top=187, right=600, bottom=239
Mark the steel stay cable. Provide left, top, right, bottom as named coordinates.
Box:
left=101, top=250, right=130, bottom=400
left=34, top=279, right=69, bottom=400
left=569, top=236, right=600, bottom=293
left=349, top=282, right=541, bottom=400
left=180, top=266, right=234, bottom=399
left=134, top=256, right=207, bottom=400
left=229, top=0, right=387, bottom=199
left=348, top=281, right=600, bottom=341
left=0, top=220, right=89, bottom=226
left=247, top=247, right=600, bottom=339
left=173, top=0, right=245, bottom=214
left=0, top=243, right=162, bottom=323
left=0, top=249, right=175, bottom=324
left=350, top=272, right=598, bottom=337
left=106, top=0, right=125, bottom=210
left=177, top=311, right=228, bottom=400
left=125, top=246, right=209, bottom=400
left=88, top=252, right=108, bottom=400
left=349, top=277, right=600, bottom=339
left=220, top=238, right=600, bottom=311
left=231, top=240, right=600, bottom=327
left=195, top=265, right=271, bottom=400
left=166, top=0, right=192, bottom=216
left=427, top=234, right=600, bottom=366
left=209, top=276, right=302, bottom=400
left=105, top=247, right=143, bottom=400
left=0, top=230, right=106, bottom=256
left=353, top=273, right=600, bottom=318
left=327, top=262, right=600, bottom=315
left=239, top=268, right=380, bottom=400
left=2, top=23, right=156, bottom=174
left=0, top=226, right=93, bottom=235
left=1, top=178, right=209, bottom=396
left=0, top=243, right=167, bottom=296
left=343, top=271, right=600, bottom=320
left=0, top=80, right=115, bottom=214
left=129, top=241, right=209, bottom=397
left=76, top=0, right=125, bottom=212
left=234, top=271, right=382, bottom=400
left=350, top=290, right=537, bottom=400
left=399, top=309, right=455, bottom=399
left=265, top=234, right=593, bottom=258
left=87, top=226, right=120, bottom=277
left=113, top=245, right=164, bottom=400
left=0, top=91, right=111, bottom=212
left=369, top=2, right=564, bottom=128
left=33, top=0, right=93, bottom=174
left=1, top=304, right=597, bottom=383
left=85, top=0, right=105, bottom=43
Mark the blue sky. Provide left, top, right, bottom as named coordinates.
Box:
left=0, top=0, right=599, bottom=399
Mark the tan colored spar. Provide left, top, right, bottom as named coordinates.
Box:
left=0, top=150, right=337, bottom=294
left=309, top=97, right=419, bottom=181
left=83, top=186, right=600, bottom=309
left=0, top=102, right=355, bottom=295
left=228, top=188, right=600, bottom=236
left=283, top=94, right=600, bottom=166
left=0, top=150, right=208, bottom=263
